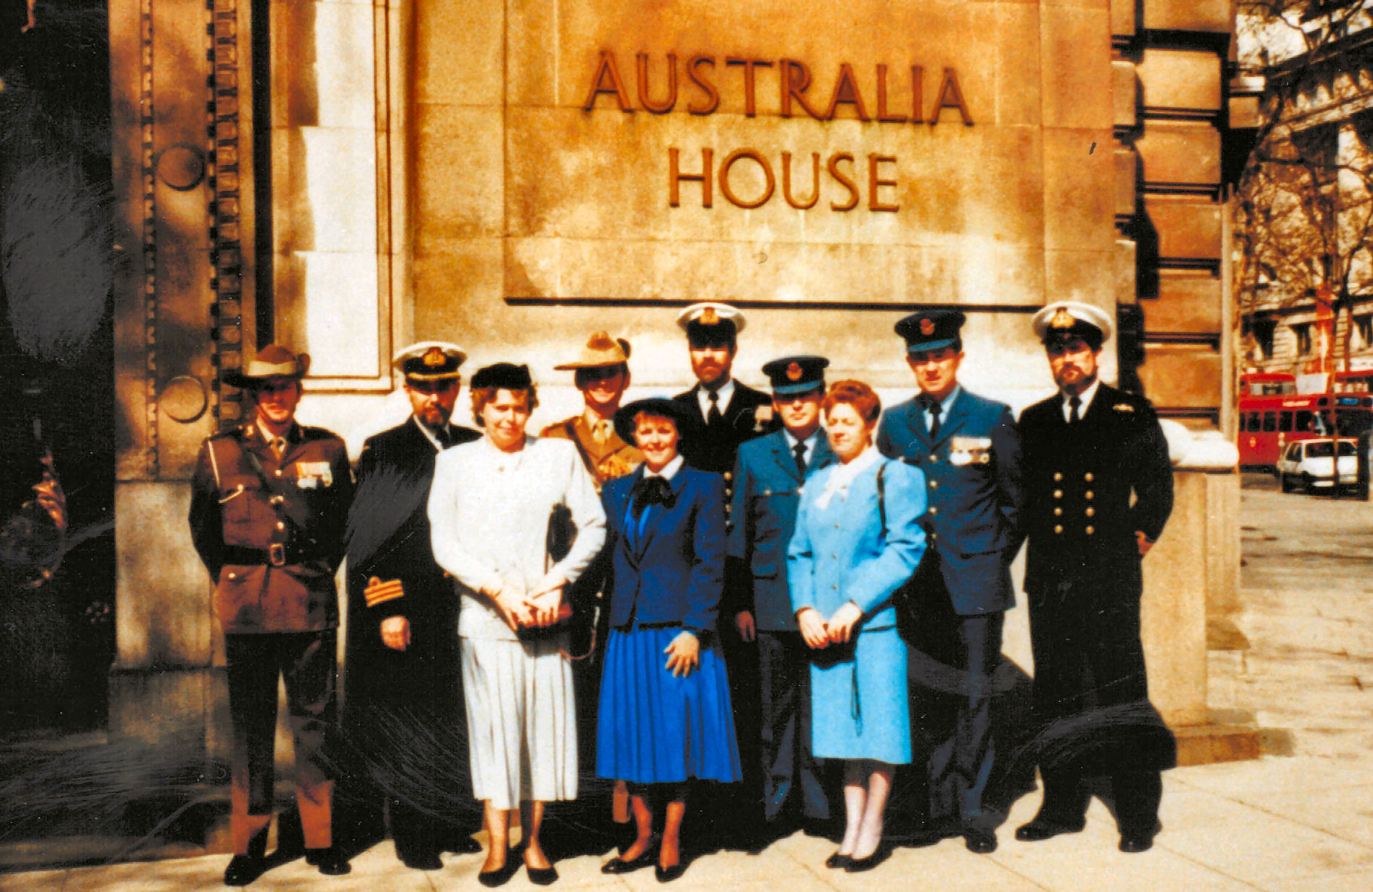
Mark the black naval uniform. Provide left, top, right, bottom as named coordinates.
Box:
left=672, top=379, right=777, bottom=843
left=339, top=416, right=480, bottom=861
left=188, top=420, right=354, bottom=857
left=1016, top=382, right=1175, bottom=837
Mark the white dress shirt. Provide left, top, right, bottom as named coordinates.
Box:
left=428, top=435, right=607, bottom=640
left=1061, top=379, right=1101, bottom=423
left=695, top=379, right=736, bottom=421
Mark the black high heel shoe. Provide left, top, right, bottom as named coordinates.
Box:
left=601, top=836, right=658, bottom=874
left=844, top=844, right=891, bottom=873
left=654, top=859, right=687, bottom=883
left=477, top=848, right=521, bottom=888
left=824, top=851, right=852, bottom=869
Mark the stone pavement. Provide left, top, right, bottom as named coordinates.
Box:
left=6, top=478, right=1373, bottom=891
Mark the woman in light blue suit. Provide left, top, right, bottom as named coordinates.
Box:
left=788, top=380, right=927, bottom=872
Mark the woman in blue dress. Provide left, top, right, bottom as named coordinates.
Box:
left=595, top=397, right=740, bottom=883
left=787, top=380, right=927, bottom=872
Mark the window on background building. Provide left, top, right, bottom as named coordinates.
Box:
left=1356, top=315, right=1373, bottom=348
left=1293, top=322, right=1313, bottom=354
left=1251, top=316, right=1277, bottom=358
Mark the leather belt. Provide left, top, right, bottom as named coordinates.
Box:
left=220, top=544, right=324, bottom=567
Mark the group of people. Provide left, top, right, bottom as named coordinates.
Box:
left=187, top=299, right=1177, bottom=887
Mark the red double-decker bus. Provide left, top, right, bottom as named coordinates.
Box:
left=1237, top=372, right=1373, bottom=469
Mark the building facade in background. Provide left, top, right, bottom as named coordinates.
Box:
left=98, top=0, right=1251, bottom=847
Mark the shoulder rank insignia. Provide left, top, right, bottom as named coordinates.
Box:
left=1113, top=402, right=1135, bottom=414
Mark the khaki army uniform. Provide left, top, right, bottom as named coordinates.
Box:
left=188, top=420, right=354, bottom=857
left=540, top=413, right=643, bottom=488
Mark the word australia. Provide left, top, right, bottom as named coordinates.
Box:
left=581, top=50, right=974, bottom=124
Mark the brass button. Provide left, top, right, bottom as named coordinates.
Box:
left=929, top=507, right=939, bottom=515
left=832, top=584, right=838, bottom=590
left=929, top=480, right=939, bottom=489
left=274, top=469, right=283, bottom=478
left=1053, top=489, right=1063, bottom=499
left=1053, top=507, right=1062, bottom=517
left=1085, top=472, right=1095, bottom=482
left=724, top=472, right=733, bottom=481
left=929, top=455, right=939, bottom=463
left=835, top=523, right=841, bottom=529
left=227, top=572, right=237, bottom=580
left=1085, top=525, right=1095, bottom=535
left=1053, top=472, right=1063, bottom=482
left=1086, top=507, right=1095, bottom=517
left=929, top=532, right=938, bottom=542
left=275, top=521, right=285, bottom=531
left=1085, top=491, right=1094, bottom=500
left=1053, top=524, right=1063, bottom=534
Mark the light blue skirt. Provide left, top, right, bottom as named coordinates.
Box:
left=596, top=627, right=742, bottom=784
left=810, top=627, right=912, bottom=765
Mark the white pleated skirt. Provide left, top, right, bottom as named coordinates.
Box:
left=460, top=635, right=578, bottom=809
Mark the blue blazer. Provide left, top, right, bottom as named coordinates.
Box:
left=877, top=387, right=1023, bottom=616
left=603, top=465, right=727, bottom=634
left=727, top=431, right=836, bottom=631
left=787, top=456, right=927, bottom=632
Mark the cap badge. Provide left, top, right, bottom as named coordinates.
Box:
left=786, top=362, right=803, bottom=381
left=919, top=317, right=935, bottom=336
left=1050, top=308, right=1077, bottom=330
left=700, top=307, right=719, bottom=325
left=422, top=347, right=446, bottom=367
left=587, top=331, right=615, bottom=350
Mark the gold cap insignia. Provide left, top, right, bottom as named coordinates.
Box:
left=786, top=362, right=803, bottom=381
left=700, top=307, right=719, bottom=325
left=1050, top=308, right=1077, bottom=330
left=422, top=347, right=446, bottom=367
left=920, top=317, right=935, bottom=336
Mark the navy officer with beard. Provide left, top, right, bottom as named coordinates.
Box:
left=339, top=342, right=482, bottom=869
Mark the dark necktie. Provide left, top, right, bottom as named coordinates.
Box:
left=272, top=436, right=287, bottom=460
left=1068, top=395, right=1082, bottom=424
left=435, top=426, right=453, bottom=449
left=707, top=389, right=723, bottom=426
left=792, top=440, right=807, bottom=477
left=923, top=396, right=942, bottom=440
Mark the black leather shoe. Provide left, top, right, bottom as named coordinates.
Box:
left=310, top=849, right=351, bottom=876
left=824, top=852, right=852, bottom=869
left=526, top=864, right=559, bottom=885
left=655, top=861, right=687, bottom=882
left=844, top=846, right=891, bottom=873
left=400, top=851, right=443, bottom=870
left=222, top=855, right=265, bottom=886
left=1015, top=818, right=1086, bottom=842
left=1119, top=832, right=1155, bottom=853
left=964, top=828, right=998, bottom=854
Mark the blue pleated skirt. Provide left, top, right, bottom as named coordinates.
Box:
left=595, top=626, right=742, bottom=784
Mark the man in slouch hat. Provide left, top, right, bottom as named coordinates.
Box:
left=187, top=344, right=355, bottom=884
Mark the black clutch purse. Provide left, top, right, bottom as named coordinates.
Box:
left=517, top=503, right=577, bottom=641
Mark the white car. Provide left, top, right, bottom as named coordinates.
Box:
left=1276, top=438, right=1359, bottom=493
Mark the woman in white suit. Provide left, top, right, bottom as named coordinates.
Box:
left=788, top=380, right=927, bottom=872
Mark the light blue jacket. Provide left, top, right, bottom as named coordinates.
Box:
left=787, top=454, right=927, bottom=631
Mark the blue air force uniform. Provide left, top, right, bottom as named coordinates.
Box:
left=876, top=310, right=1023, bottom=839
left=727, top=356, right=837, bottom=827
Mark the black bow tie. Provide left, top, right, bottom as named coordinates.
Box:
left=631, top=475, right=674, bottom=517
